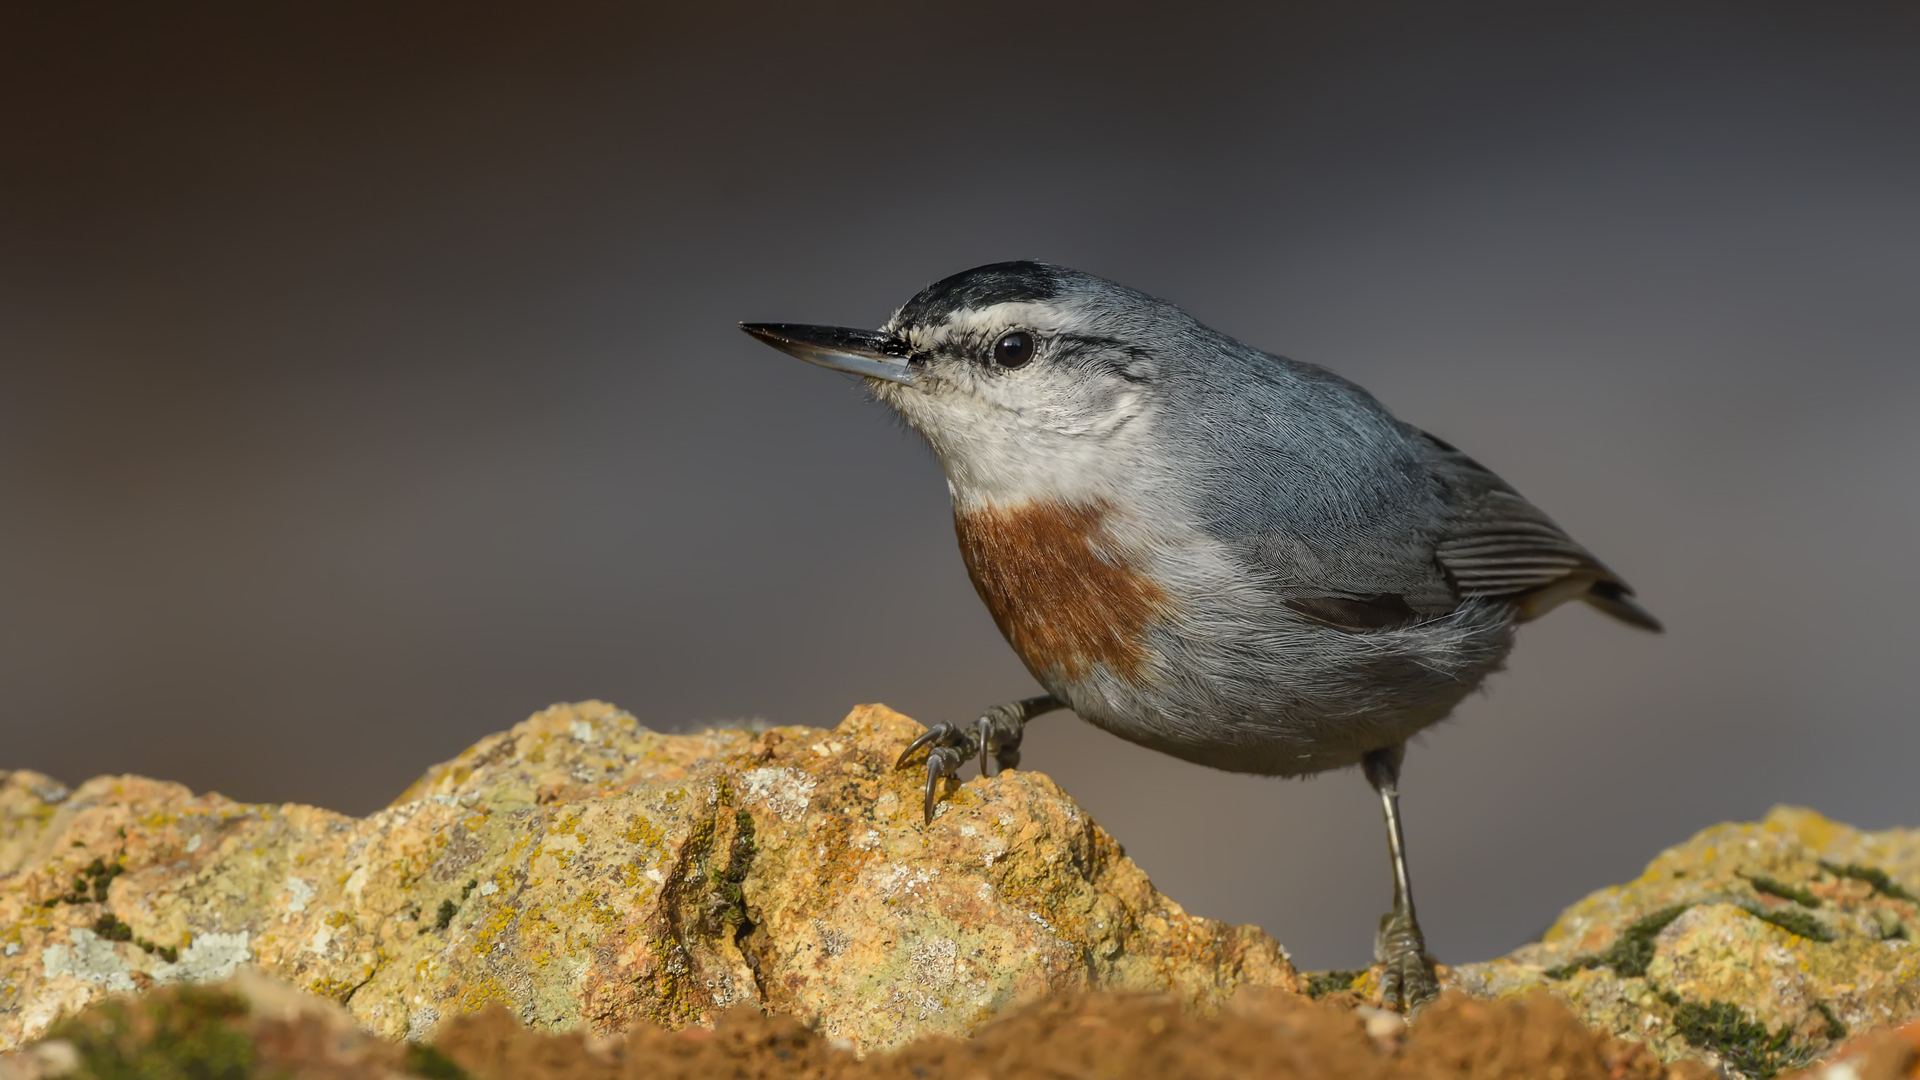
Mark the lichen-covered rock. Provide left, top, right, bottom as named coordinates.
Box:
left=0, top=968, right=422, bottom=1080
left=5, top=973, right=1736, bottom=1080
left=0, top=703, right=1294, bottom=1054
left=1785, top=1017, right=1920, bottom=1080
left=1450, top=807, right=1920, bottom=1077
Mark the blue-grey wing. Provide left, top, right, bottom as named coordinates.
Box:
left=1181, top=352, right=1656, bottom=631
left=1179, top=354, right=1457, bottom=622
left=1419, top=431, right=1659, bottom=629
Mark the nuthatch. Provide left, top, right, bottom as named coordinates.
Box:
left=741, top=261, right=1659, bottom=1010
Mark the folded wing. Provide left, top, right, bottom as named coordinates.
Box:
left=1421, top=432, right=1661, bottom=631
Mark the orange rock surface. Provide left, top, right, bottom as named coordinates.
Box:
left=0, top=702, right=1292, bottom=1054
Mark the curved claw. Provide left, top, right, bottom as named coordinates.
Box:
left=976, top=716, right=998, bottom=777
left=921, top=746, right=966, bottom=824
left=897, top=722, right=976, bottom=825
left=896, top=722, right=961, bottom=769
left=895, top=701, right=1057, bottom=823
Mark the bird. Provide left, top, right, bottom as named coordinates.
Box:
left=739, top=261, right=1659, bottom=1011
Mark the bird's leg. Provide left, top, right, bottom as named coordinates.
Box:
left=975, top=694, right=1066, bottom=775
left=895, top=695, right=1064, bottom=823
left=1363, top=743, right=1440, bottom=1012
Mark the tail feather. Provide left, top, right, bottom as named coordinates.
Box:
left=1583, top=579, right=1663, bottom=632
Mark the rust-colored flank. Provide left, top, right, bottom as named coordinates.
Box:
left=953, top=499, right=1169, bottom=683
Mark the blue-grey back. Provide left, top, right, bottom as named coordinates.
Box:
left=1138, top=313, right=1459, bottom=611
left=960, top=265, right=1632, bottom=623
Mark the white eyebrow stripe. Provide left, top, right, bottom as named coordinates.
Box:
left=897, top=301, right=1105, bottom=352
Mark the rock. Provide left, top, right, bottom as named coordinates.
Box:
left=4, top=974, right=1721, bottom=1080
left=1782, top=1018, right=1920, bottom=1080
left=0, top=702, right=1294, bottom=1054
left=9, top=704, right=1920, bottom=1077
left=1451, top=806, right=1920, bottom=1077
left=0, top=967, right=423, bottom=1080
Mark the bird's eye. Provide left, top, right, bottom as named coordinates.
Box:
left=992, top=331, right=1035, bottom=368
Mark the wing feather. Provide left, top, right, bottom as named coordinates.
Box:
left=1421, top=432, right=1659, bottom=629
left=1180, top=350, right=1658, bottom=633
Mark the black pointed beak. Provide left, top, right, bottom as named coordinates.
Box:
left=739, top=323, right=917, bottom=386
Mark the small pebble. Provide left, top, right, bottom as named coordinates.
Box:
left=1356, top=1005, right=1408, bottom=1052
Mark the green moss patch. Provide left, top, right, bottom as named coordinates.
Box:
left=1665, top=996, right=1801, bottom=1079
left=1301, top=969, right=1367, bottom=998
left=403, top=1043, right=472, bottom=1080
left=1822, top=861, right=1917, bottom=902
left=45, top=985, right=256, bottom=1080
left=1545, top=904, right=1689, bottom=980
left=704, top=808, right=758, bottom=936
left=1742, top=873, right=1819, bottom=908
left=1742, top=905, right=1833, bottom=942
left=1813, top=1001, right=1847, bottom=1042
left=428, top=879, right=480, bottom=933
left=91, top=912, right=135, bottom=942
left=42, top=857, right=125, bottom=908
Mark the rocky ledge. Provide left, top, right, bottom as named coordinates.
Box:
left=0, top=702, right=1290, bottom=1056
left=1451, top=806, right=1920, bottom=1076
left=1, top=702, right=1917, bottom=1079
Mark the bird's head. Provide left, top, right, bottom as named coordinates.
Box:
left=742, top=261, right=1194, bottom=505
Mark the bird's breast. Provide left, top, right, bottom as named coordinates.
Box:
left=953, top=498, right=1171, bottom=685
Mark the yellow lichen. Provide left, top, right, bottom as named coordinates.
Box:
left=454, top=973, right=517, bottom=1015
left=622, top=815, right=665, bottom=852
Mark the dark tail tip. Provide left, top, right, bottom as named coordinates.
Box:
left=1584, top=580, right=1664, bottom=633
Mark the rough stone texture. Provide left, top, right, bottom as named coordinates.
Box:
left=1450, top=806, right=1920, bottom=1077
left=8, top=704, right=1920, bottom=1078
left=3, top=974, right=1723, bottom=1080
left=0, top=702, right=1294, bottom=1055
left=1788, top=1018, right=1920, bottom=1080
left=0, top=968, right=421, bottom=1080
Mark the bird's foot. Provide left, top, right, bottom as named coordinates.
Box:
left=1374, top=907, right=1440, bottom=1013
left=894, top=722, right=976, bottom=824
left=894, top=702, right=1035, bottom=824
left=972, top=699, right=1032, bottom=775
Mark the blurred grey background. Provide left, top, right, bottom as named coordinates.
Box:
left=3, top=1, right=1917, bottom=971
